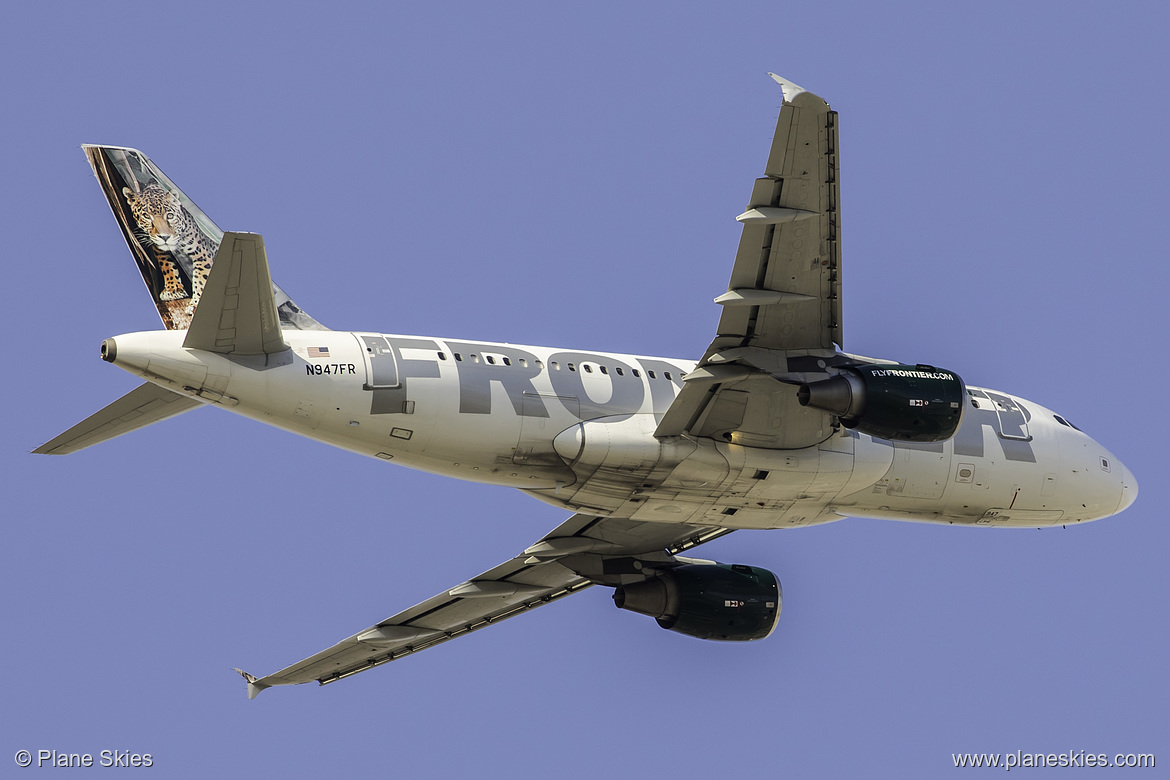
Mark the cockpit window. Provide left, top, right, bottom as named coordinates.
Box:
left=1054, top=415, right=1082, bottom=431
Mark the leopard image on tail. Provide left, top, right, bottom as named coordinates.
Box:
left=122, top=184, right=216, bottom=302
left=84, top=144, right=323, bottom=332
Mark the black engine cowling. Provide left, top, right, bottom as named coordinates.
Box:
left=612, top=563, right=781, bottom=641
left=797, top=363, right=965, bottom=442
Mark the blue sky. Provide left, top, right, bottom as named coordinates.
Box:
left=3, top=2, right=1165, bottom=777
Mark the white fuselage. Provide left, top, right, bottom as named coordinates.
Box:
left=106, top=329, right=1136, bottom=529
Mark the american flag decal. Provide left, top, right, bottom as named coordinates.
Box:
left=308, top=346, right=330, bottom=358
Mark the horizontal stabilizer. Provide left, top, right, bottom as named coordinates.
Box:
left=184, top=232, right=289, bottom=356
left=33, top=382, right=200, bottom=455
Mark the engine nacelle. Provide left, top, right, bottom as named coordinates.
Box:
left=612, top=563, right=781, bottom=641
left=797, top=363, right=965, bottom=442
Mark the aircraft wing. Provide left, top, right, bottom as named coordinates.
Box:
left=237, top=514, right=731, bottom=697
left=656, top=75, right=843, bottom=449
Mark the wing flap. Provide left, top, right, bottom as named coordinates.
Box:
left=656, top=371, right=834, bottom=448
left=33, top=382, right=200, bottom=455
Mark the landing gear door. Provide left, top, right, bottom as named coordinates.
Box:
left=355, top=334, right=399, bottom=390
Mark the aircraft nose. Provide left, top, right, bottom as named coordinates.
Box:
left=1116, top=460, right=1138, bottom=514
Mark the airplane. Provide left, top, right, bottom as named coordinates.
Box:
left=36, top=75, right=1136, bottom=698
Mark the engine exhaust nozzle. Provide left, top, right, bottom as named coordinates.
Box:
left=797, top=373, right=865, bottom=419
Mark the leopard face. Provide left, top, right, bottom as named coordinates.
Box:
left=124, top=184, right=186, bottom=252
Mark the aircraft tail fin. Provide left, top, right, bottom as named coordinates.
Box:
left=32, top=382, right=200, bottom=455
left=83, top=145, right=327, bottom=332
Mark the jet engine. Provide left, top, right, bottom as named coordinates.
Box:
left=612, top=563, right=781, bottom=641
left=797, top=363, right=965, bottom=442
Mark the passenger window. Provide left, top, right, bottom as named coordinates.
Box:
left=583, top=364, right=592, bottom=373
left=486, top=355, right=496, bottom=365
left=454, top=353, right=463, bottom=361
left=632, top=369, right=641, bottom=378
left=535, top=360, right=544, bottom=369
left=568, top=363, right=576, bottom=372
left=664, top=371, right=673, bottom=380
left=599, top=366, right=608, bottom=375
left=437, top=352, right=447, bottom=360
left=551, top=361, right=559, bottom=370
left=648, top=370, right=657, bottom=379
left=615, top=367, right=624, bottom=376
left=471, top=354, right=480, bottom=363
left=503, top=357, right=512, bottom=366
left=518, top=358, right=526, bottom=367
